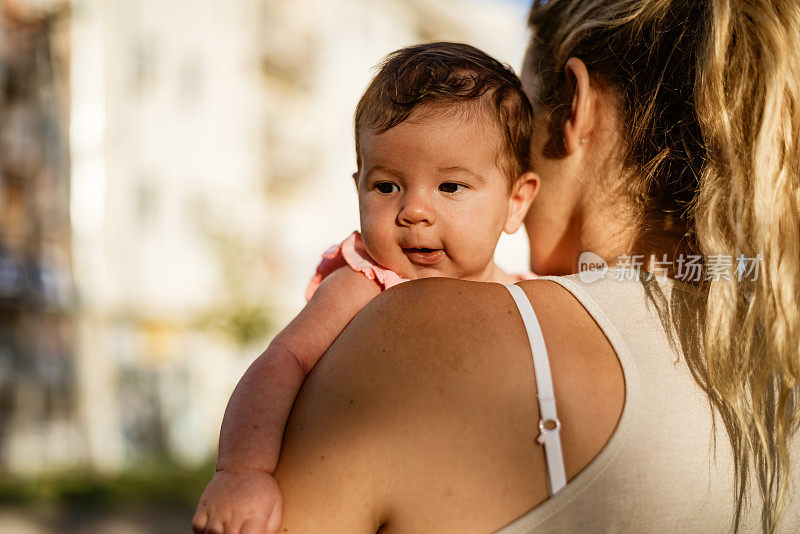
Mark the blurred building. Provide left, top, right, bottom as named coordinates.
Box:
left=0, top=0, right=529, bottom=475
left=0, top=0, right=76, bottom=474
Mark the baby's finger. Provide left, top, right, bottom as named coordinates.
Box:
left=266, top=498, right=283, bottom=534
left=240, top=516, right=268, bottom=534
left=223, top=516, right=246, bottom=534
left=191, top=509, right=209, bottom=534
left=203, top=518, right=226, bottom=534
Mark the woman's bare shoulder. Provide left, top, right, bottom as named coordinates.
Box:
left=275, top=277, right=623, bottom=533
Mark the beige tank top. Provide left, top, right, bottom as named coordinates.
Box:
left=494, top=271, right=800, bottom=533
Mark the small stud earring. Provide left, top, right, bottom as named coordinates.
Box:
left=580, top=137, right=590, bottom=144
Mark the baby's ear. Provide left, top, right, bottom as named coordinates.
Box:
left=352, top=171, right=359, bottom=189
left=504, top=172, right=539, bottom=234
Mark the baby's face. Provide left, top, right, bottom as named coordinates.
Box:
left=356, top=105, right=515, bottom=281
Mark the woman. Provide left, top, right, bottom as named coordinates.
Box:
left=269, top=0, right=800, bottom=532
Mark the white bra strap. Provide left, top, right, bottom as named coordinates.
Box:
left=505, top=283, right=567, bottom=495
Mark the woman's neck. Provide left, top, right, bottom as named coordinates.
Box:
left=527, top=193, right=690, bottom=282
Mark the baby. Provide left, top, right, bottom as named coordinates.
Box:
left=193, top=41, right=538, bottom=533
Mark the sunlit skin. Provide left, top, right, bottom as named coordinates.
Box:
left=357, top=103, right=536, bottom=284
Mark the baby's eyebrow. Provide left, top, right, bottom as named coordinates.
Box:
left=363, top=165, right=403, bottom=180
left=437, top=166, right=486, bottom=183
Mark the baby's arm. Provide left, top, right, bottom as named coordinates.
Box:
left=193, top=267, right=381, bottom=534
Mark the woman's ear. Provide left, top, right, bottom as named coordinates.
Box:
left=563, top=57, right=595, bottom=155
left=504, top=172, right=540, bottom=234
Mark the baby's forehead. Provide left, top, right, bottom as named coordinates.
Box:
left=362, top=100, right=505, bottom=148
left=363, top=120, right=504, bottom=162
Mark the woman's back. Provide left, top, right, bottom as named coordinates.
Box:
left=273, top=274, right=800, bottom=532
left=498, top=272, right=800, bottom=532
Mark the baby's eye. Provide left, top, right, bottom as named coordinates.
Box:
left=374, top=182, right=399, bottom=194
left=439, top=182, right=466, bottom=194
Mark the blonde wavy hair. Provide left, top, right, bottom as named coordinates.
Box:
left=526, top=0, right=800, bottom=531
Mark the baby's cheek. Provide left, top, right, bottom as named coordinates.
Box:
left=466, top=216, right=504, bottom=265
left=360, top=224, right=384, bottom=251
left=360, top=224, right=396, bottom=266
left=450, top=225, right=494, bottom=266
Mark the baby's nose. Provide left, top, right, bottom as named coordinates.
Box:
left=398, top=193, right=434, bottom=226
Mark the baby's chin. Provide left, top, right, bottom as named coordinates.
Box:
left=400, top=263, right=457, bottom=281
left=376, top=258, right=445, bottom=281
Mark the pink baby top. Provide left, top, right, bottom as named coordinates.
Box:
left=305, top=230, right=537, bottom=301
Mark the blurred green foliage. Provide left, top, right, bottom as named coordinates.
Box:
left=195, top=229, right=277, bottom=347
left=196, top=303, right=274, bottom=348
left=0, top=459, right=215, bottom=510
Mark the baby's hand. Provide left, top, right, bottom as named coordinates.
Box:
left=192, top=469, right=283, bottom=534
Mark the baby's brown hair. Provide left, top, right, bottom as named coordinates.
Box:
left=354, top=42, right=533, bottom=187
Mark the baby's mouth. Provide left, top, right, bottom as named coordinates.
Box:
left=402, top=247, right=444, bottom=266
